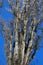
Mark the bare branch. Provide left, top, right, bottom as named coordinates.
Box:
left=0, top=0, right=43, bottom=65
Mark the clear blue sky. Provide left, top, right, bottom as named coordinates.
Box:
left=0, top=0, right=43, bottom=65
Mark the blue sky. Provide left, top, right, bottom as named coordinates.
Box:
left=0, top=0, right=43, bottom=65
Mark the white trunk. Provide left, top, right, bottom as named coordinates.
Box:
left=21, top=20, right=27, bottom=65
left=8, top=41, right=12, bottom=65
left=14, top=19, right=18, bottom=61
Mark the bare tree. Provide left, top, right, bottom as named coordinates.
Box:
left=0, top=0, right=43, bottom=65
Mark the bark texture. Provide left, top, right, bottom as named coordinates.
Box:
left=0, top=0, right=43, bottom=65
